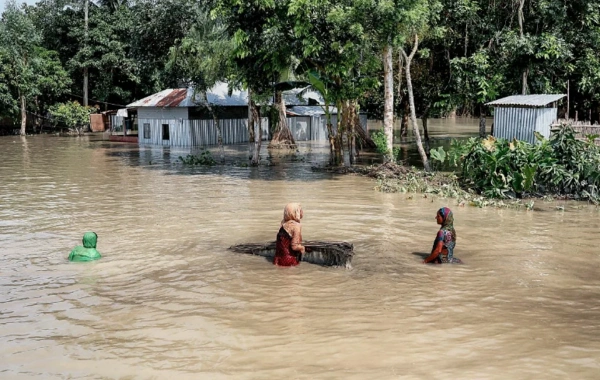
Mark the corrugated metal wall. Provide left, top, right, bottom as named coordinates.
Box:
left=138, top=118, right=269, bottom=146
left=110, top=115, right=124, bottom=131
left=136, top=114, right=368, bottom=146
left=536, top=108, right=556, bottom=140
left=138, top=107, right=189, bottom=120
left=493, top=107, right=557, bottom=144
left=287, top=114, right=367, bottom=142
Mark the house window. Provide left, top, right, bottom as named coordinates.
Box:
left=162, top=124, right=170, bottom=140
left=143, top=123, right=150, bottom=139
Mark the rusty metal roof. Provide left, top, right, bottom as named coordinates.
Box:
left=486, top=94, right=566, bottom=107
left=127, top=82, right=248, bottom=108
left=128, top=82, right=326, bottom=108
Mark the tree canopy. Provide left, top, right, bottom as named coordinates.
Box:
left=1, top=0, right=599, bottom=149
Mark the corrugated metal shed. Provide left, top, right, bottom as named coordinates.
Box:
left=487, top=94, right=566, bottom=144
left=486, top=94, right=566, bottom=107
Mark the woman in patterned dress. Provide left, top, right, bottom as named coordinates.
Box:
left=274, top=203, right=307, bottom=267
left=423, top=207, right=462, bottom=264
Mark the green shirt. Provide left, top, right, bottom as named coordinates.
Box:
left=69, top=232, right=102, bottom=262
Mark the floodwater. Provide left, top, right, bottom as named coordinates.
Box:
left=365, top=117, right=490, bottom=166
left=1, top=119, right=600, bottom=379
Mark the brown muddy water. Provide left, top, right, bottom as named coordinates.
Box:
left=1, top=119, right=600, bottom=379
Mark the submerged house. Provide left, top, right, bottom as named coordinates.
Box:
left=283, top=88, right=368, bottom=142
left=125, top=82, right=367, bottom=147
left=486, top=94, right=566, bottom=144
left=127, top=82, right=260, bottom=146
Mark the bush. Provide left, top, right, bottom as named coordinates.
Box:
left=371, top=129, right=401, bottom=161
left=430, top=125, right=600, bottom=202
left=178, top=149, right=217, bottom=166
left=48, top=101, right=97, bottom=134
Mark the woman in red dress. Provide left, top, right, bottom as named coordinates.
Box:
left=274, top=203, right=306, bottom=266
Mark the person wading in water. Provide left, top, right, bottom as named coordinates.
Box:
left=274, top=203, right=309, bottom=266
left=69, top=232, right=102, bottom=262
left=423, top=207, right=462, bottom=264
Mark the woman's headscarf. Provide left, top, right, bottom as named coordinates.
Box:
left=437, top=207, right=456, bottom=241
left=282, top=202, right=303, bottom=225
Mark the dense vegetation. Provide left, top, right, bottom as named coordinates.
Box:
left=430, top=126, right=600, bottom=203
left=1, top=0, right=600, bottom=166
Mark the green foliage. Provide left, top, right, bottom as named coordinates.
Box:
left=429, top=146, right=446, bottom=163
left=48, top=101, right=97, bottom=132
left=431, top=126, right=600, bottom=202
left=178, top=150, right=217, bottom=166
left=371, top=129, right=389, bottom=155
left=0, top=1, right=70, bottom=130
left=2, top=0, right=599, bottom=139
left=167, top=7, right=233, bottom=91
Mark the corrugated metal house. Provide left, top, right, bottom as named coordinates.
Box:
left=127, top=82, right=263, bottom=146
left=486, top=94, right=566, bottom=144
left=286, top=105, right=368, bottom=142
left=127, top=82, right=340, bottom=147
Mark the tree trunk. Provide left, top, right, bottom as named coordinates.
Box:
left=422, top=113, right=430, bottom=156
left=332, top=100, right=344, bottom=166
left=396, top=50, right=403, bottom=120
left=248, top=88, right=255, bottom=160
left=518, top=0, right=525, bottom=38
left=479, top=105, right=486, bottom=137
left=518, top=0, right=527, bottom=95
left=353, top=111, right=376, bottom=150
left=83, top=0, right=89, bottom=106
left=401, top=100, right=409, bottom=140
left=402, top=35, right=430, bottom=171
left=522, top=68, right=528, bottom=95
left=20, top=94, right=27, bottom=136
left=383, top=43, right=394, bottom=162
left=251, top=99, right=261, bottom=166
left=348, top=100, right=361, bottom=163
left=213, top=112, right=224, bottom=162
left=33, top=97, right=40, bottom=134
left=566, top=80, right=570, bottom=119
left=269, top=91, right=296, bottom=149
left=464, top=22, right=469, bottom=57
left=202, top=91, right=224, bottom=162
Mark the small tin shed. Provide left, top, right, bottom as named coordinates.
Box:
left=486, top=94, right=566, bottom=144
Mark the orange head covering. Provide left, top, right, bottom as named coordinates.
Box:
left=282, top=202, right=303, bottom=225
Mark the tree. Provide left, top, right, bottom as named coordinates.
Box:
left=168, top=5, right=235, bottom=162
left=48, top=100, right=97, bottom=134
left=0, top=0, right=69, bottom=135
left=289, top=0, right=380, bottom=165
left=67, top=3, right=139, bottom=109
left=215, top=0, right=299, bottom=150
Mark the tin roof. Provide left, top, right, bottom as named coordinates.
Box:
left=128, top=82, right=325, bottom=108
left=486, top=94, right=566, bottom=107
left=127, top=82, right=248, bottom=108
left=286, top=105, right=337, bottom=116
left=284, top=87, right=324, bottom=106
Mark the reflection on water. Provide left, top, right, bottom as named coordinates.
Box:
left=1, top=119, right=599, bottom=379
